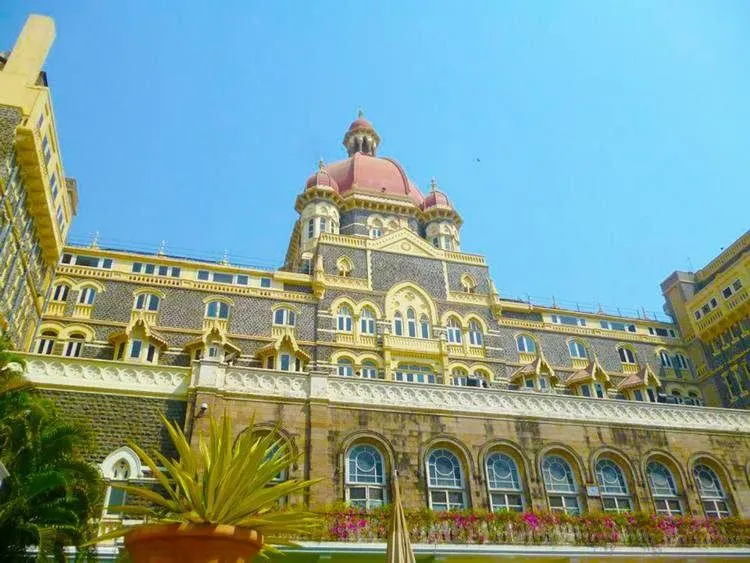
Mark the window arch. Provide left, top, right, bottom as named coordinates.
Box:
left=451, top=367, right=469, bottom=386
left=659, top=350, right=673, bottom=368
left=393, top=312, right=403, bottom=336
left=337, top=305, right=353, bottom=332
left=336, top=256, right=353, bottom=277
left=273, top=307, right=296, bottom=326
left=426, top=448, right=467, bottom=511
left=486, top=452, right=524, bottom=512
left=406, top=308, right=417, bottom=338
left=77, top=286, right=97, bottom=305
left=460, top=275, right=477, bottom=294
left=420, top=315, right=430, bottom=339
left=206, top=300, right=230, bottom=319
left=52, top=283, right=70, bottom=302
left=361, top=360, right=379, bottom=379
left=63, top=333, right=85, bottom=358
left=134, top=293, right=160, bottom=312
left=617, top=346, right=636, bottom=364
left=446, top=317, right=462, bottom=344
left=568, top=340, right=587, bottom=359
left=646, top=461, right=683, bottom=516
left=369, top=218, right=383, bottom=239
left=595, top=459, right=632, bottom=513
left=542, top=455, right=581, bottom=514
left=104, top=457, right=131, bottom=513
left=468, top=320, right=483, bottom=346
left=360, top=307, right=376, bottom=335
left=36, top=329, right=57, bottom=355
left=337, top=357, right=354, bottom=377
left=693, top=463, right=731, bottom=518
left=674, top=353, right=689, bottom=370
left=345, top=444, right=386, bottom=509
left=516, top=334, right=537, bottom=354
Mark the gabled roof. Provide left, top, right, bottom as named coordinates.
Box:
left=617, top=365, right=661, bottom=392
left=183, top=325, right=241, bottom=355
left=510, top=356, right=556, bottom=382
left=108, top=317, right=169, bottom=349
left=565, top=359, right=611, bottom=388
left=254, top=333, right=311, bottom=363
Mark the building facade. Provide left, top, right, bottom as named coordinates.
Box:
left=3, top=14, right=750, bottom=546
left=0, top=15, right=76, bottom=350
left=662, top=232, right=750, bottom=409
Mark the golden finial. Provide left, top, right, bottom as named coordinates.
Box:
left=318, top=158, right=325, bottom=171
left=357, top=108, right=364, bottom=118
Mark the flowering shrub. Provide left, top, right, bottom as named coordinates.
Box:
left=313, top=505, right=750, bottom=547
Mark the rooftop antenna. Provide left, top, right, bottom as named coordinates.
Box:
left=221, top=249, right=230, bottom=265
left=157, top=240, right=167, bottom=256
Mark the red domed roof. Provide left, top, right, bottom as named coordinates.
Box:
left=348, top=116, right=373, bottom=130
left=305, top=166, right=339, bottom=190
left=423, top=189, right=452, bottom=210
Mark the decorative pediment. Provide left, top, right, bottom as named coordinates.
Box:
left=617, top=365, right=661, bottom=392
left=369, top=228, right=442, bottom=259
left=108, top=317, right=168, bottom=349
left=183, top=325, right=241, bottom=355
left=510, top=355, right=556, bottom=382
left=565, top=359, right=611, bottom=388
left=254, top=333, right=311, bottom=363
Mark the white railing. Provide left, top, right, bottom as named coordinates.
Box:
left=21, top=353, right=190, bottom=397
left=22, top=356, right=750, bottom=433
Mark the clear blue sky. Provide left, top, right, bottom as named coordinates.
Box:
left=2, top=1, right=749, bottom=318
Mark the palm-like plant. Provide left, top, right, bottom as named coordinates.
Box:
left=0, top=332, right=31, bottom=398
left=99, top=414, right=320, bottom=556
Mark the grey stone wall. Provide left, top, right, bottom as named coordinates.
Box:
left=370, top=252, right=446, bottom=298
left=40, top=390, right=186, bottom=463
left=446, top=262, right=491, bottom=294
left=317, top=243, right=367, bottom=278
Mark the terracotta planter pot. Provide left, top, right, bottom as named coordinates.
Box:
left=125, top=523, right=263, bottom=563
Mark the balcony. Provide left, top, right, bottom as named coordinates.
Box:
left=692, top=287, right=749, bottom=338
left=382, top=334, right=441, bottom=356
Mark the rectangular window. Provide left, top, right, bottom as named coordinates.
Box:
left=144, top=264, right=155, bottom=274
left=260, top=277, right=272, bottom=288
left=552, top=315, right=586, bottom=327
left=146, top=345, right=156, bottom=362
left=171, top=267, right=181, bottom=277
left=157, top=265, right=168, bottom=276
left=280, top=354, right=290, bottom=371
left=525, top=378, right=535, bottom=389
left=733, top=279, right=743, bottom=291
left=236, top=275, right=249, bottom=285
left=723, top=287, right=733, bottom=299
left=266, top=356, right=274, bottom=369
left=61, top=253, right=73, bottom=264
left=50, top=172, right=58, bottom=199
left=116, top=343, right=125, bottom=360
left=55, top=206, right=64, bottom=229
left=197, top=270, right=210, bottom=281
left=74, top=255, right=99, bottom=268
left=130, top=340, right=142, bottom=359
left=213, top=272, right=233, bottom=284
left=710, top=298, right=718, bottom=309
left=102, top=258, right=113, bottom=269
left=132, top=262, right=142, bottom=273
left=634, top=390, right=644, bottom=401
left=581, top=385, right=591, bottom=397
left=41, top=135, right=52, bottom=164
left=594, top=383, right=605, bottom=398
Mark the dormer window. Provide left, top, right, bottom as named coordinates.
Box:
left=206, top=301, right=229, bottom=319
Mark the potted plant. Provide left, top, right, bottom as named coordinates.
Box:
left=96, top=414, right=320, bottom=562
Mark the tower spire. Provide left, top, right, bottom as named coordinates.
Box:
left=343, top=111, right=380, bottom=157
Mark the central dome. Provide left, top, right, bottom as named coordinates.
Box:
left=319, top=152, right=425, bottom=206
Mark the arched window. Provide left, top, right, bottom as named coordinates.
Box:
left=360, top=307, right=376, bottom=335
left=393, top=312, right=403, bottom=336
left=446, top=317, right=462, bottom=344
left=36, top=330, right=57, bottom=355
left=596, top=459, right=632, bottom=513
left=659, top=350, right=673, bottom=368
left=52, top=283, right=70, bottom=302
left=206, top=300, right=230, bottom=319
left=337, top=358, right=354, bottom=377
left=568, top=340, right=587, bottom=359
left=427, top=448, right=467, bottom=511
left=369, top=220, right=382, bottom=239
left=134, top=293, right=160, bottom=312
left=273, top=307, right=296, bottom=326
left=105, top=458, right=131, bottom=513
left=63, top=333, right=85, bottom=358
left=617, top=346, right=636, bottom=364
left=307, top=218, right=315, bottom=240
left=77, top=286, right=97, bottom=305
left=468, top=320, right=483, bottom=346
left=516, top=334, right=536, bottom=354
left=646, top=461, right=683, bottom=516
left=693, top=463, right=731, bottom=518
left=337, top=257, right=352, bottom=277
left=542, top=455, right=580, bottom=514
left=461, top=275, right=476, bottom=294
left=420, top=315, right=430, bottom=339
left=361, top=360, right=379, bottom=379
left=674, top=353, right=689, bottom=370
left=345, top=444, right=386, bottom=509
left=406, top=308, right=417, bottom=338
left=337, top=305, right=353, bottom=332
left=486, top=453, right=524, bottom=512
left=451, top=368, right=469, bottom=386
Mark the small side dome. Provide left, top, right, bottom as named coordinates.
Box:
left=348, top=115, right=374, bottom=131
left=422, top=178, right=453, bottom=210
left=305, top=160, right=339, bottom=191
